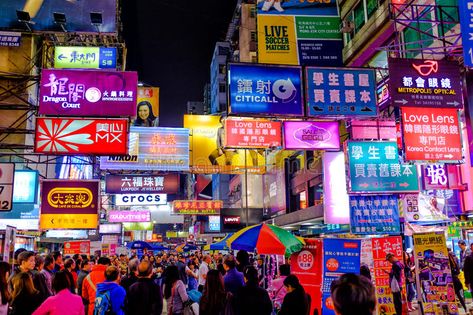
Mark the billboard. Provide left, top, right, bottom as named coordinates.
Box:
left=100, top=127, right=189, bottom=171
left=108, top=211, right=151, bottom=223
left=349, top=195, right=400, bottom=235
left=99, top=224, right=122, bottom=234
left=39, top=69, right=137, bottom=117
left=388, top=58, right=462, bottom=108
left=401, top=107, right=462, bottom=161
left=347, top=141, right=419, bottom=193
left=40, top=180, right=99, bottom=229
left=0, top=1, right=117, bottom=33
left=306, top=67, right=377, bottom=116
left=224, top=118, right=281, bottom=148
left=323, top=151, right=350, bottom=224
left=35, top=118, right=128, bottom=155
left=283, top=121, right=340, bottom=150
left=173, top=200, right=222, bottom=215
left=228, top=63, right=304, bottom=116
left=184, top=115, right=266, bottom=174
left=0, top=163, right=14, bottom=211
left=13, top=170, right=38, bottom=204
left=133, top=87, right=160, bottom=127
left=54, top=46, right=117, bottom=69
left=64, top=240, right=90, bottom=256
left=257, top=0, right=341, bottom=66
left=114, top=194, right=167, bottom=206
left=105, top=174, right=179, bottom=194
left=0, top=31, right=20, bottom=47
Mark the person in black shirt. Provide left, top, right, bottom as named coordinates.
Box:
left=279, top=274, right=310, bottom=315
left=234, top=266, right=272, bottom=315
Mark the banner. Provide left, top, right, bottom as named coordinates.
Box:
left=349, top=195, right=400, bottom=235
left=108, top=211, right=151, bottom=223
left=388, top=58, right=462, bottom=108
left=105, top=174, right=179, bottom=194
left=39, top=69, right=137, bottom=117
left=63, top=240, right=90, bottom=256
left=371, top=236, right=404, bottom=315
left=290, top=239, right=323, bottom=315
left=283, top=121, right=340, bottom=150
left=323, top=152, right=350, bottom=224
left=133, top=87, right=160, bottom=127
left=228, top=64, right=304, bottom=116
left=306, top=67, right=377, bottom=116
left=173, top=200, right=222, bottom=215
left=184, top=115, right=266, bottom=174
left=322, top=239, right=361, bottom=315
left=54, top=47, right=117, bottom=69
left=257, top=0, right=341, bottom=66
left=413, top=232, right=458, bottom=315
left=100, top=127, right=189, bottom=171
left=224, top=118, right=282, bottom=148
left=114, top=194, right=167, bottom=206
left=35, top=118, right=128, bottom=155
left=40, top=180, right=99, bottom=229
left=347, top=141, right=419, bottom=192
left=0, top=163, right=14, bottom=211
left=401, top=107, right=462, bottom=161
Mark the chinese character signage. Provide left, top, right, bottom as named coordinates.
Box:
left=54, top=46, right=117, bottom=69
left=284, top=121, right=340, bottom=150
left=323, top=152, right=350, bottom=224
left=100, top=127, right=189, bottom=171
left=0, top=163, right=14, bottom=211
left=349, top=195, right=400, bottom=235
left=322, top=239, right=361, bottom=315
left=35, top=118, right=128, bottom=155
left=306, top=67, right=377, bottom=116
left=228, top=63, right=303, bottom=116
left=371, top=236, right=404, bottom=315
left=388, top=58, right=462, bottom=108
left=0, top=31, right=21, bottom=47
left=347, top=141, right=419, bottom=192
left=350, top=120, right=397, bottom=140
left=105, top=174, right=179, bottom=194
left=39, top=69, right=137, bottom=117
left=40, top=180, right=99, bottom=229
left=459, top=2, right=473, bottom=67
left=257, top=1, right=341, bottom=66
left=115, top=194, right=167, bottom=206
left=224, top=118, right=282, bottom=148
left=133, top=87, right=160, bottom=127
left=413, top=232, right=458, bottom=315
left=64, top=240, right=90, bottom=256
left=108, top=211, right=151, bottom=223
left=401, top=107, right=462, bottom=161
left=422, top=164, right=449, bottom=190
left=173, top=200, right=222, bottom=215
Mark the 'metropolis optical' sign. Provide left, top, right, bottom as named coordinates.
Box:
left=115, top=194, right=167, bottom=206
left=39, top=69, right=137, bottom=117
left=105, top=174, right=179, bottom=194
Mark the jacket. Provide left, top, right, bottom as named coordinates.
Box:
left=463, top=254, right=473, bottom=287
left=234, top=282, right=272, bottom=315
left=77, top=270, right=90, bottom=296
left=9, top=292, right=42, bottom=315
left=32, top=289, right=84, bottom=315
left=96, top=282, right=126, bottom=315
left=223, top=268, right=244, bottom=296
left=278, top=289, right=310, bottom=315
left=82, top=264, right=108, bottom=315
left=126, top=277, right=163, bottom=315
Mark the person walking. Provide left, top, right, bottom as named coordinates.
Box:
left=163, top=265, right=189, bottom=315
left=330, top=273, right=376, bottom=315
left=234, top=266, right=273, bottom=315
left=9, top=272, right=43, bottom=315
left=82, top=257, right=111, bottom=315
left=278, top=274, right=310, bottom=315
left=223, top=254, right=244, bottom=296
left=126, top=261, right=163, bottom=315
left=0, top=262, right=11, bottom=315
left=459, top=240, right=471, bottom=270
left=200, top=269, right=232, bottom=315
left=448, top=248, right=467, bottom=312
left=404, top=250, right=417, bottom=312
left=198, top=255, right=211, bottom=292
left=385, top=253, right=404, bottom=315
left=94, top=266, right=126, bottom=315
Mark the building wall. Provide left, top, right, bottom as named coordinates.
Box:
left=210, top=42, right=230, bottom=114
left=239, top=3, right=257, bottom=63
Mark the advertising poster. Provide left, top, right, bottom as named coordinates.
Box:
left=349, top=195, right=400, bottom=235
left=228, top=64, right=304, bottom=116
left=63, top=240, right=90, bottom=256
left=388, top=58, right=462, bottom=108
left=184, top=115, right=266, bottom=174
left=35, top=118, right=128, bottom=155
left=347, top=141, right=419, bottom=193
left=40, top=180, right=99, bottom=229
left=323, top=151, right=350, bottom=224
left=306, top=67, right=377, bottom=116
left=108, top=211, right=151, bottom=223
left=54, top=46, right=117, bottom=69
left=360, top=238, right=374, bottom=279
left=105, top=174, right=179, bottom=194
left=0, top=0, right=117, bottom=33
left=2, top=225, right=16, bottom=264
left=133, top=87, right=160, bottom=127
left=224, top=118, right=282, bottom=148
left=283, top=121, right=340, bottom=150
left=257, top=0, right=341, bottom=66
left=39, top=69, right=137, bottom=117
left=401, top=107, right=462, bottom=161
left=290, top=239, right=323, bottom=315
left=371, top=236, right=404, bottom=315
left=400, top=193, right=449, bottom=223
left=100, top=127, right=189, bottom=171
left=413, top=232, right=458, bottom=315
left=322, top=239, right=361, bottom=315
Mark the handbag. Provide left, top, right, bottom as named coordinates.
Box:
left=183, top=300, right=199, bottom=315
left=391, top=276, right=401, bottom=293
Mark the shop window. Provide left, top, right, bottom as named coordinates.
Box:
left=218, top=64, right=225, bottom=75
left=354, top=2, right=365, bottom=32
left=250, top=6, right=256, bottom=18
left=250, top=31, right=257, bottom=42
left=366, top=0, right=379, bottom=18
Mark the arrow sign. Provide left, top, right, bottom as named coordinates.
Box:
left=399, top=182, right=409, bottom=187
left=57, top=54, right=67, bottom=61
left=50, top=218, right=54, bottom=224
left=446, top=101, right=460, bottom=106
left=443, top=154, right=454, bottom=159
left=359, top=183, right=369, bottom=188
left=394, top=99, right=408, bottom=105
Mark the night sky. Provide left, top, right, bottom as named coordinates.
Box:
left=121, top=0, right=238, bottom=127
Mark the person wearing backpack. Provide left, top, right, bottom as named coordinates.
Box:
left=83, top=257, right=111, bottom=315
left=94, top=266, right=126, bottom=315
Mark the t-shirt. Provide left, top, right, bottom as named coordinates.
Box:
left=198, top=262, right=209, bottom=286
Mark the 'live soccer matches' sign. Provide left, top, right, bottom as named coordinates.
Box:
left=401, top=107, right=462, bottom=161
left=173, top=200, right=222, bottom=215
left=388, top=58, right=462, bottom=108
left=105, top=174, right=179, bottom=194
left=306, top=67, right=377, bottom=116
left=224, top=118, right=282, bottom=148
left=347, top=141, right=419, bottom=193
left=349, top=195, right=400, bottom=235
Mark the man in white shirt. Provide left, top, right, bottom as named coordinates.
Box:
left=198, top=255, right=211, bottom=292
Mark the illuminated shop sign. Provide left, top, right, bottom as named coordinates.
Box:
left=173, top=200, right=222, bottom=215
left=54, top=46, right=117, bottom=69
left=108, top=211, right=151, bottom=223
left=105, top=174, right=179, bottom=194
left=224, top=118, right=282, bottom=148
left=115, top=194, right=167, bottom=206
left=283, top=121, right=340, bottom=150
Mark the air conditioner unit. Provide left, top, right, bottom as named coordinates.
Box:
left=340, top=20, right=354, bottom=33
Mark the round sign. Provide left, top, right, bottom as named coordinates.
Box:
left=65, top=242, right=71, bottom=249
left=297, top=250, right=314, bottom=271
left=326, top=258, right=339, bottom=272
left=85, top=87, right=101, bottom=103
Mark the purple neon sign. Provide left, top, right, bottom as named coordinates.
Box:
left=283, top=121, right=340, bottom=150
left=108, top=211, right=150, bottom=223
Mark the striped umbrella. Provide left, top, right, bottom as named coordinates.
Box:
left=226, top=223, right=304, bottom=255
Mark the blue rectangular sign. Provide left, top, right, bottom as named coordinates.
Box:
left=0, top=31, right=20, bottom=47
left=349, top=195, right=400, bottom=235
left=306, top=67, right=377, bottom=116
left=13, top=171, right=38, bottom=204
left=228, top=63, right=304, bottom=116
left=460, top=2, right=473, bottom=67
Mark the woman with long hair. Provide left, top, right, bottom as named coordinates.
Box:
left=133, top=101, right=159, bottom=127
left=163, top=265, right=189, bottom=315
left=200, top=269, right=231, bottom=315
left=63, top=258, right=77, bottom=293
left=9, top=272, right=42, bottom=315
left=279, top=274, right=310, bottom=315
left=0, top=262, right=11, bottom=315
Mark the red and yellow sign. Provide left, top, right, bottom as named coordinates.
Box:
left=224, top=118, right=281, bottom=148
left=173, top=200, right=222, bottom=215
left=64, top=240, right=90, bottom=256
